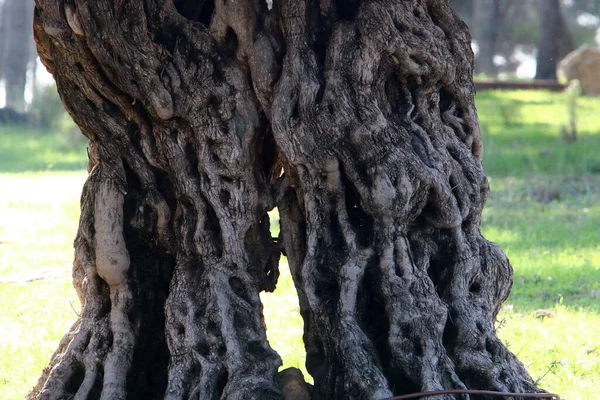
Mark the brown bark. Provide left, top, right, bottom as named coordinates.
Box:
left=30, top=1, right=551, bottom=399
left=535, top=0, right=574, bottom=80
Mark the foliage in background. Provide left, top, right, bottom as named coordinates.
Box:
left=28, top=83, right=68, bottom=129
left=451, top=0, right=600, bottom=77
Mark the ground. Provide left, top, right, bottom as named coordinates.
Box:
left=1, top=90, right=599, bottom=399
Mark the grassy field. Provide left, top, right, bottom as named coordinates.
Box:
left=1, top=90, right=599, bottom=399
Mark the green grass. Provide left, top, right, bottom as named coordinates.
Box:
left=2, top=89, right=600, bottom=399
left=0, top=125, right=88, bottom=172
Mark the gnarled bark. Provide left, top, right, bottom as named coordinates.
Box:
left=30, top=1, right=550, bottom=399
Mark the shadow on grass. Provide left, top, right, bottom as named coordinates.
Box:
left=0, top=125, right=88, bottom=173
left=483, top=177, right=600, bottom=313
left=481, top=122, right=600, bottom=178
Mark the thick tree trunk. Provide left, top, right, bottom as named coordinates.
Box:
left=1, top=0, right=34, bottom=111
left=30, top=1, right=550, bottom=399
left=535, top=0, right=574, bottom=80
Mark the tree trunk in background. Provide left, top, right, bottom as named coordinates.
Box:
left=1, top=0, right=34, bottom=111
left=30, top=1, right=549, bottom=399
left=450, top=0, right=474, bottom=26
left=472, top=0, right=501, bottom=76
left=0, top=0, right=5, bottom=85
left=535, top=0, right=574, bottom=80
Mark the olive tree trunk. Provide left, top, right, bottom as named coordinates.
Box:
left=30, top=1, right=549, bottom=399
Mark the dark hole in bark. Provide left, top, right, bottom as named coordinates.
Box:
left=101, top=99, right=119, bottom=116
left=64, top=362, right=85, bottom=394
left=90, top=364, right=103, bottom=400
left=442, top=311, right=458, bottom=351
left=207, top=320, right=219, bottom=337
left=327, top=208, right=346, bottom=253
left=470, top=281, right=481, bottom=294
left=204, top=200, right=224, bottom=258
left=315, top=84, right=325, bottom=105
left=414, top=340, right=424, bottom=357
left=314, top=277, right=340, bottom=307
left=184, top=142, right=199, bottom=175
left=305, top=332, right=327, bottom=381
left=229, top=276, right=251, bottom=304
left=106, top=330, right=114, bottom=350
left=485, top=337, right=497, bottom=357
left=400, top=323, right=412, bottom=338
left=385, top=72, right=410, bottom=115
left=90, top=274, right=112, bottom=317
left=476, top=321, right=485, bottom=334
left=336, top=0, right=360, bottom=20
left=439, top=87, right=453, bottom=114
left=195, top=341, right=210, bottom=357
left=176, top=324, right=185, bottom=336
left=358, top=256, right=392, bottom=370
left=405, top=76, right=420, bottom=121
left=409, top=55, right=423, bottom=68
left=258, top=123, right=281, bottom=183
left=155, top=168, right=177, bottom=211
left=174, top=0, right=214, bottom=25
left=85, top=99, right=97, bottom=111
left=393, top=19, right=407, bottom=33
left=353, top=158, right=373, bottom=187
left=219, top=189, right=230, bottom=206
left=246, top=340, right=270, bottom=359
left=427, top=251, right=454, bottom=298
left=339, top=164, right=374, bottom=248
left=223, top=27, right=238, bottom=57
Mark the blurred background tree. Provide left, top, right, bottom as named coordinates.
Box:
left=0, top=0, right=35, bottom=112
left=451, top=0, right=600, bottom=79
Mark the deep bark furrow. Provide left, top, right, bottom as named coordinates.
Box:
left=32, top=0, right=551, bottom=399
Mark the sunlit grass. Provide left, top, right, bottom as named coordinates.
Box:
left=0, top=280, right=79, bottom=399
left=0, top=125, right=88, bottom=172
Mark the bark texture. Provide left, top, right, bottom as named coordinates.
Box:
left=31, top=1, right=550, bottom=399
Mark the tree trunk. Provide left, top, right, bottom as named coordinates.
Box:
left=30, top=1, right=550, bottom=399
left=535, top=0, right=574, bottom=80
left=0, top=0, right=6, bottom=84
left=472, top=0, right=501, bottom=76
left=1, top=0, right=34, bottom=111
